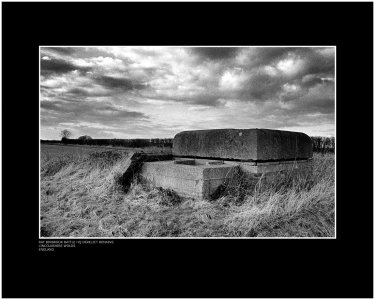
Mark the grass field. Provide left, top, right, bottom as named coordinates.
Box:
left=40, top=143, right=172, bottom=156
left=40, top=144, right=335, bottom=237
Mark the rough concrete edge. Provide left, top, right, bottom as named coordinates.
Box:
left=119, top=152, right=173, bottom=193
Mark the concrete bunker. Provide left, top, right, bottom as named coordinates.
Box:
left=141, top=129, right=313, bottom=199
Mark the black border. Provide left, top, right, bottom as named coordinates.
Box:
left=2, top=2, right=373, bottom=298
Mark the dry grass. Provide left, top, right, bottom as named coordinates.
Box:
left=40, top=145, right=335, bottom=237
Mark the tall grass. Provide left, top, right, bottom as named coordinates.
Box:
left=40, top=148, right=335, bottom=237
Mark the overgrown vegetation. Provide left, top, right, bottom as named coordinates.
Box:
left=311, top=136, right=335, bottom=153
left=40, top=145, right=335, bottom=237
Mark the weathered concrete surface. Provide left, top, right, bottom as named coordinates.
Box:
left=140, top=157, right=313, bottom=199
left=173, top=129, right=312, bottom=161
left=225, top=159, right=313, bottom=174
left=141, top=160, right=238, bottom=199
left=118, top=152, right=173, bottom=192
left=174, top=159, right=195, bottom=165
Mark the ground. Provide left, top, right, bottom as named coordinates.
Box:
left=40, top=143, right=335, bottom=237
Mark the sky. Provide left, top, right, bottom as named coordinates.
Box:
left=40, top=46, right=335, bottom=139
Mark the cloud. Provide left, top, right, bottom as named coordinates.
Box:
left=297, top=98, right=334, bottom=115
left=65, top=87, right=110, bottom=98
left=44, top=47, right=77, bottom=55
left=93, top=75, right=146, bottom=91
left=41, top=99, right=147, bottom=119
left=301, top=74, right=324, bottom=88
left=235, top=47, right=292, bottom=69
left=276, top=57, right=305, bottom=76
left=41, top=57, right=91, bottom=76
left=66, top=88, right=92, bottom=97
left=240, top=69, right=284, bottom=101
left=191, top=47, right=239, bottom=60
left=219, top=68, right=248, bottom=90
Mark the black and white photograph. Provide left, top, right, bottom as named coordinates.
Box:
left=40, top=46, right=336, bottom=238
left=2, top=2, right=373, bottom=298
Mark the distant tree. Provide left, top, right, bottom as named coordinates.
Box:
left=60, top=129, right=72, bottom=140
left=78, top=135, right=92, bottom=140
left=311, top=136, right=335, bottom=154
left=330, top=137, right=335, bottom=151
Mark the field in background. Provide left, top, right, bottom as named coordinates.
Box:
left=41, top=143, right=172, bottom=156
left=40, top=144, right=335, bottom=237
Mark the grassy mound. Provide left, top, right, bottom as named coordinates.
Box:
left=40, top=149, right=335, bottom=237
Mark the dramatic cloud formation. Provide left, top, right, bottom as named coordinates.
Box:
left=191, top=47, right=240, bottom=60
left=40, top=46, right=335, bottom=139
left=41, top=57, right=91, bottom=76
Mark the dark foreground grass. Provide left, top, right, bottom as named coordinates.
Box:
left=40, top=147, right=335, bottom=237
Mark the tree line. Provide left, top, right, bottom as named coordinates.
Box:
left=60, top=138, right=173, bottom=148
left=42, top=130, right=334, bottom=152
left=41, top=131, right=173, bottom=148
left=311, top=136, right=335, bottom=153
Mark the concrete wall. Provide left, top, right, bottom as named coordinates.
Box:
left=173, top=129, right=313, bottom=161
left=141, top=160, right=238, bottom=199
left=140, top=158, right=312, bottom=200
